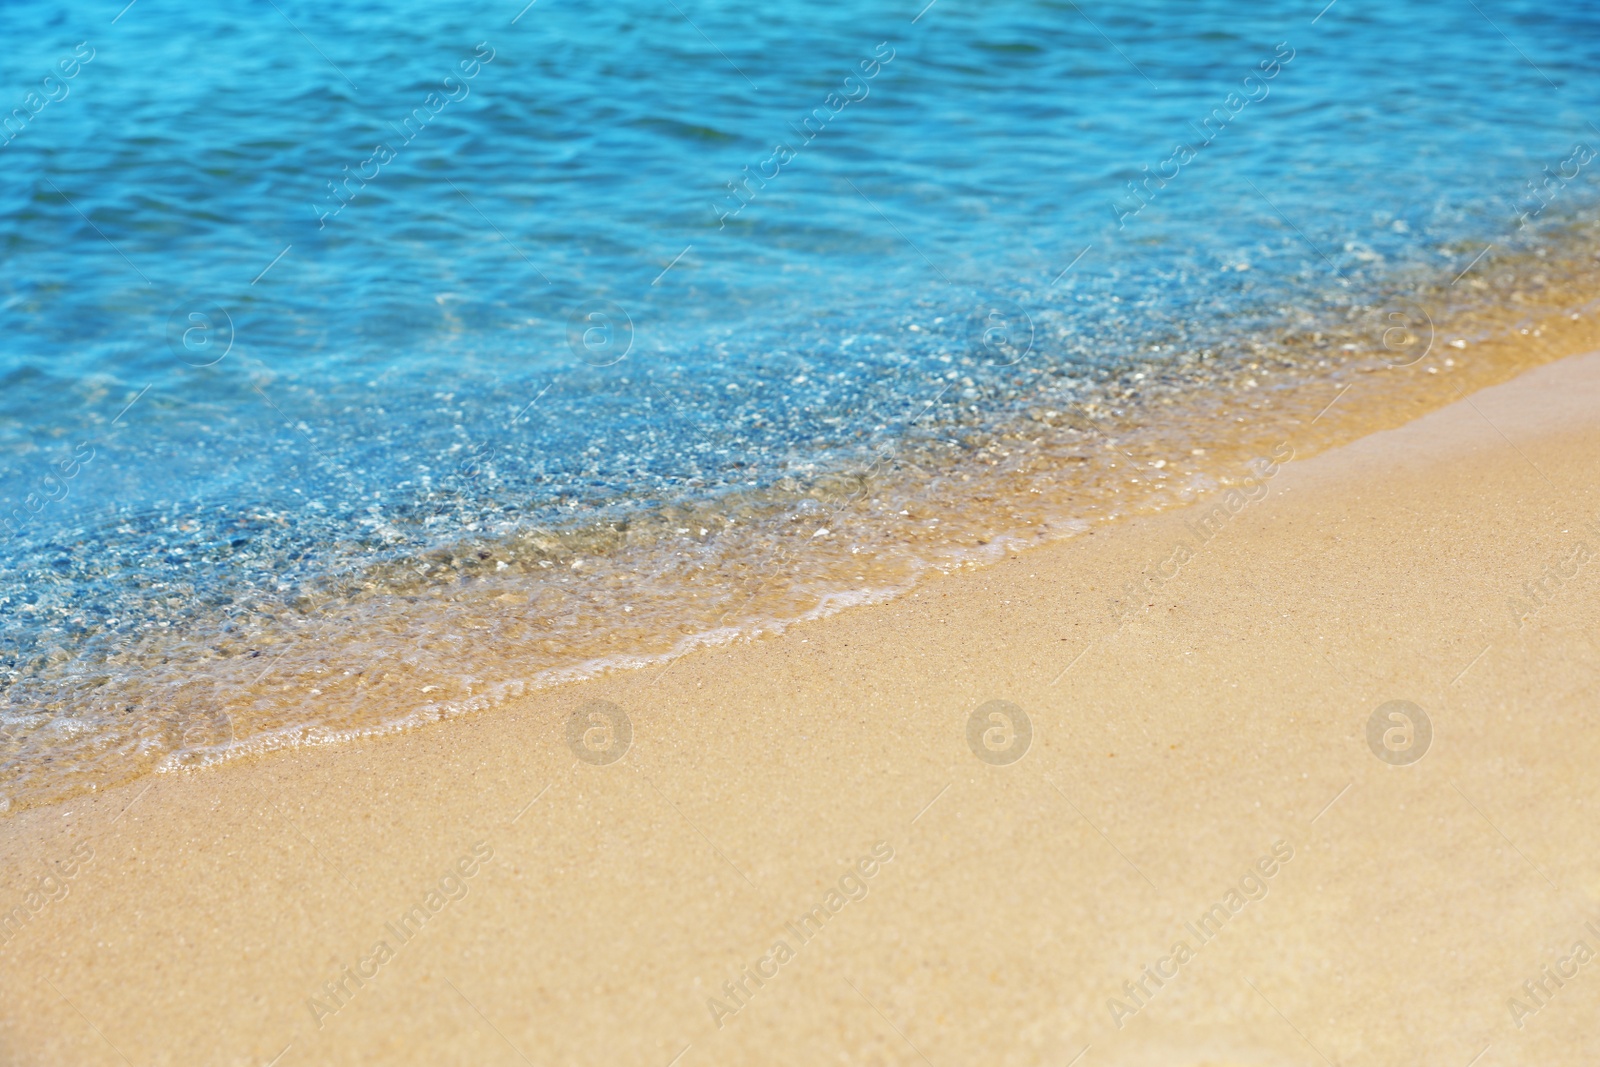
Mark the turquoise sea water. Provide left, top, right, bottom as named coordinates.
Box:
left=3, top=0, right=1599, bottom=806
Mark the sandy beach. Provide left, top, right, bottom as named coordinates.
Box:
left=6, top=3, right=1599, bottom=1064
left=4, top=347, right=1599, bottom=1067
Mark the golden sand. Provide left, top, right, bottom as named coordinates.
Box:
left=3, top=348, right=1599, bottom=1066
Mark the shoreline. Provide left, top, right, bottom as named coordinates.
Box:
left=4, top=347, right=1600, bottom=1065
left=9, top=280, right=1600, bottom=815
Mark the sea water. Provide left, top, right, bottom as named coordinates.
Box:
left=2, top=0, right=1598, bottom=808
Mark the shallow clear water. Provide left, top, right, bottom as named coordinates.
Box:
left=3, top=0, right=1599, bottom=808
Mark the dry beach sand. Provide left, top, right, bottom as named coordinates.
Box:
left=3, top=347, right=1600, bottom=1066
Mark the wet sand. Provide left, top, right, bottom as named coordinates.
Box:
left=3, top=349, right=1599, bottom=1066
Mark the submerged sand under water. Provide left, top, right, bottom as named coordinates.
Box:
left=5, top=231, right=1600, bottom=811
